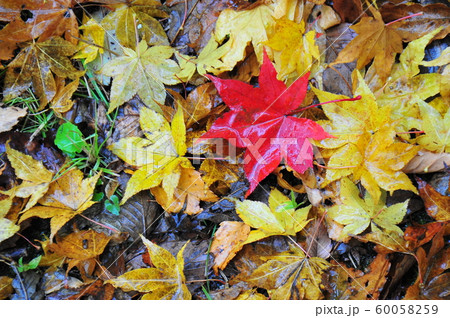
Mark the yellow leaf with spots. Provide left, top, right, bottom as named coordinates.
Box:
left=19, top=168, right=100, bottom=240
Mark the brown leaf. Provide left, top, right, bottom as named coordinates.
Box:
left=3, top=37, right=83, bottom=108
left=416, top=177, right=450, bottom=222
left=380, top=3, right=450, bottom=42
left=210, top=221, right=250, bottom=275
left=0, top=276, right=14, bottom=300
left=67, top=280, right=115, bottom=300
left=404, top=222, right=445, bottom=250
left=151, top=167, right=218, bottom=214
left=49, top=229, right=111, bottom=261
left=341, top=253, right=391, bottom=300
left=403, top=151, right=450, bottom=174
left=330, top=7, right=403, bottom=81
left=0, top=0, right=79, bottom=59
left=332, top=0, right=363, bottom=23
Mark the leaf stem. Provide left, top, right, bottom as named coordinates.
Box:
left=289, top=95, right=362, bottom=116
left=385, top=12, right=423, bottom=26
left=16, top=233, right=41, bottom=250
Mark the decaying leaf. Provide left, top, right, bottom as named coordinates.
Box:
left=242, top=244, right=330, bottom=300
left=0, top=107, right=27, bottom=133
left=416, top=177, right=450, bottom=222
left=3, top=37, right=83, bottom=108
left=403, top=151, right=450, bottom=174
left=210, top=221, right=250, bottom=275
left=19, top=168, right=100, bottom=240
left=107, top=235, right=191, bottom=300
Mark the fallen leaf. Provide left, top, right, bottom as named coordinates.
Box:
left=19, top=168, right=100, bottom=240
left=0, top=107, right=27, bottom=133
left=151, top=167, right=218, bottom=215
left=0, top=218, right=19, bottom=243
left=380, top=3, right=450, bottom=42
left=210, top=221, right=250, bottom=275
left=4, top=143, right=53, bottom=211
left=0, top=276, right=14, bottom=300
left=330, top=6, right=403, bottom=82
left=202, top=51, right=332, bottom=195
left=404, top=222, right=444, bottom=250
left=199, top=159, right=240, bottom=188
left=214, top=4, right=275, bottom=68
left=100, top=40, right=180, bottom=113
left=243, top=244, right=330, bottom=299
left=314, top=71, right=419, bottom=203
left=235, top=188, right=311, bottom=244
left=73, top=16, right=106, bottom=64
left=332, top=0, right=363, bottom=23
left=236, top=289, right=267, bottom=300
left=0, top=0, right=79, bottom=59
left=403, top=151, right=450, bottom=174
left=265, top=17, right=319, bottom=81
left=3, top=37, right=83, bottom=108
left=416, top=177, right=450, bottom=222
left=326, top=178, right=408, bottom=241
left=416, top=99, right=450, bottom=153
left=340, top=253, right=391, bottom=300
left=101, top=0, right=169, bottom=50
left=107, top=235, right=191, bottom=300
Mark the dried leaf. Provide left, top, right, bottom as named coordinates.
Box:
left=0, top=107, right=27, bottom=133
left=416, top=177, right=450, bottom=222
left=403, top=151, right=450, bottom=174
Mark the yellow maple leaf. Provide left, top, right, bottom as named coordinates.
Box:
left=214, top=5, right=275, bottom=69
left=3, top=143, right=53, bottom=211
left=19, top=168, right=100, bottom=240
left=107, top=235, right=191, bottom=300
left=313, top=72, right=419, bottom=203
left=176, top=36, right=234, bottom=81
left=327, top=178, right=408, bottom=241
left=367, top=27, right=443, bottom=131
left=234, top=188, right=310, bottom=244
left=100, top=40, right=180, bottom=113
left=265, top=18, right=319, bottom=81
left=416, top=99, right=450, bottom=153
left=101, top=0, right=169, bottom=50
left=73, top=16, right=105, bottom=64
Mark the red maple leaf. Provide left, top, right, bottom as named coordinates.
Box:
left=202, top=52, right=333, bottom=196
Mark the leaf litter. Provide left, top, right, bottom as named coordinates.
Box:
left=0, top=0, right=448, bottom=301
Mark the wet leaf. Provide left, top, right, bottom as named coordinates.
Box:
left=266, top=18, right=319, bottom=81
left=107, top=235, right=191, bottom=300
left=313, top=72, right=419, bottom=203
left=0, top=218, right=19, bottom=243
left=403, top=151, right=450, bottom=174
left=417, top=99, right=450, bottom=154
left=73, top=17, right=106, bottom=64
left=202, top=51, right=332, bottom=196
left=54, top=122, right=88, bottom=157
left=100, top=40, right=180, bottom=113
left=327, top=178, right=408, bottom=241
left=4, top=143, right=53, bottom=211
left=102, top=0, right=169, bottom=50
left=0, top=276, right=14, bottom=300
left=3, top=37, right=83, bottom=108
left=235, top=188, right=311, bottom=244
left=210, top=221, right=250, bottom=274
left=416, top=177, right=450, bottom=222
left=19, top=168, right=100, bottom=240
left=243, top=244, right=330, bottom=300
left=0, top=0, right=79, bottom=59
